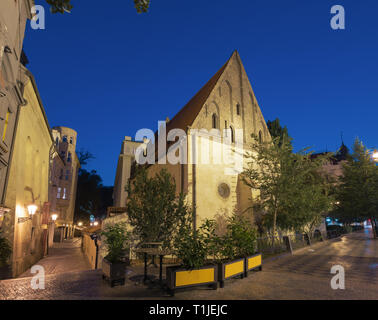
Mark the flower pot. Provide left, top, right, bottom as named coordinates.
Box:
left=218, top=257, right=245, bottom=288
left=102, top=259, right=126, bottom=287
left=166, top=265, right=218, bottom=296
left=244, top=253, right=262, bottom=277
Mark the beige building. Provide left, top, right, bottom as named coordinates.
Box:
left=113, top=51, right=271, bottom=227
left=2, top=68, right=54, bottom=277
left=0, top=0, right=34, bottom=221
left=49, top=126, right=80, bottom=242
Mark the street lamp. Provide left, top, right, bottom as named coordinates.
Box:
left=78, top=222, right=83, bottom=227
left=27, top=204, right=38, bottom=216
left=51, top=214, right=58, bottom=222
left=93, top=221, right=99, bottom=226
left=18, top=204, right=38, bottom=223
left=372, top=150, right=378, bottom=162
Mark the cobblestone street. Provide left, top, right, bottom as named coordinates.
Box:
left=0, top=229, right=377, bottom=300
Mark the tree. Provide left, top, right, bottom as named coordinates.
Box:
left=333, top=138, right=378, bottom=238
left=242, top=134, right=332, bottom=239
left=126, top=168, right=191, bottom=248
left=74, top=150, right=112, bottom=223
left=46, top=0, right=151, bottom=14
left=267, top=118, right=292, bottom=149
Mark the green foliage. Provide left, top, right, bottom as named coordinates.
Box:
left=267, top=118, right=292, bottom=149
left=46, top=0, right=73, bottom=14
left=332, top=139, right=378, bottom=236
left=242, top=134, right=333, bottom=237
left=46, top=0, right=151, bottom=14
left=101, top=222, right=131, bottom=263
left=0, top=235, right=12, bottom=267
left=134, top=0, right=151, bottom=13
left=173, top=215, right=208, bottom=270
left=126, top=168, right=192, bottom=249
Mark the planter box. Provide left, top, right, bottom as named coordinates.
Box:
left=244, top=253, right=262, bottom=277
left=102, top=259, right=126, bottom=287
left=166, top=265, right=218, bottom=296
left=218, top=257, right=245, bottom=288
left=0, top=265, right=11, bottom=280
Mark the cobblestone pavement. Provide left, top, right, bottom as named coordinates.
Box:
left=0, top=229, right=377, bottom=300
left=18, top=238, right=90, bottom=278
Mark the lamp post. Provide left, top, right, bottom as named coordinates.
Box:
left=373, top=150, right=378, bottom=163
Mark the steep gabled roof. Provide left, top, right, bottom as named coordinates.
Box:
left=165, top=51, right=235, bottom=133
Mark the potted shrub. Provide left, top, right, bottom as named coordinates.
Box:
left=215, top=215, right=258, bottom=287
left=167, top=216, right=218, bottom=296
left=0, top=234, right=12, bottom=280
left=101, top=222, right=130, bottom=287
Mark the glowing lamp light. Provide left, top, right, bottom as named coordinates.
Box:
left=27, top=204, right=38, bottom=216
left=78, top=222, right=83, bottom=227
left=51, top=214, right=58, bottom=221
left=93, top=221, right=99, bottom=226
left=373, top=150, right=378, bottom=162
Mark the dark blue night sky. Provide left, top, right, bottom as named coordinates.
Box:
left=23, top=0, right=378, bottom=185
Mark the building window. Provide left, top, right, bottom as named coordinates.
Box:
left=65, top=170, right=69, bottom=180
left=55, top=137, right=59, bottom=145
left=230, top=126, right=234, bottom=143
left=59, top=169, right=63, bottom=180
left=236, top=104, right=240, bottom=115
left=62, top=188, right=67, bottom=199
left=2, top=109, right=10, bottom=143
left=212, top=113, right=218, bottom=129
left=61, top=151, right=65, bottom=158
left=67, top=152, right=72, bottom=162
left=62, top=136, right=67, bottom=142
left=57, top=187, right=61, bottom=199
left=69, top=137, right=73, bottom=144
left=258, top=130, right=263, bottom=144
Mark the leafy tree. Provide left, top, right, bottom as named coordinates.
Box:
left=45, top=0, right=151, bottom=14
left=267, top=118, right=292, bottom=148
left=242, top=135, right=333, bottom=239
left=74, top=169, right=103, bottom=224
left=126, top=168, right=191, bottom=248
left=333, top=138, right=378, bottom=238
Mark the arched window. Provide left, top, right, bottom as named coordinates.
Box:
left=69, top=137, right=73, bottom=144
left=230, top=126, right=235, bottom=143
left=62, top=136, right=67, bottom=143
left=236, top=104, right=240, bottom=116
left=67, top=152, right=72, bottom=162
left=258, top=130, right=263, bottom=143
left=212, top=113, right=218, bottom=129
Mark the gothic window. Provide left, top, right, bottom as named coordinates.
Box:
left=212, top=113, right=218, bottom=129
left=236, top=103, right=240, bottom=115
left=57, top=187, right=61, bottom=198
left=62, top=136, right=67, bottom=142
left=69, top=137, right=73, bottom=144
left=65, top=170, right=69, bottom=180
left=230, top=126, right=235, bottom=143
left=62, top=188, right=67, bottom=199
left=67, top=152, right=72, bottom=162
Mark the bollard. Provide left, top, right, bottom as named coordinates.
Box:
left=283, top=236, right=293, bottom=254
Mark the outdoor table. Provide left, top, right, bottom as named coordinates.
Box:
left=134, top=247, right=172, bottom=284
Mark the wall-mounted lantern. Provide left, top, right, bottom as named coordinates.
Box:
left=51, top=214, right=58, bottom=222
left=18, top=204, right=38, bottom=223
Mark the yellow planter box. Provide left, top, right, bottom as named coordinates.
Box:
left=245, top=253, right=262, bottom=276
left=218, top=258, right=245, bottom=288
left=166, top=265, right=218, bottom=296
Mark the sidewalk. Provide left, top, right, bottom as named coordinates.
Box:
left=18, top=237, right=91, bottom=278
